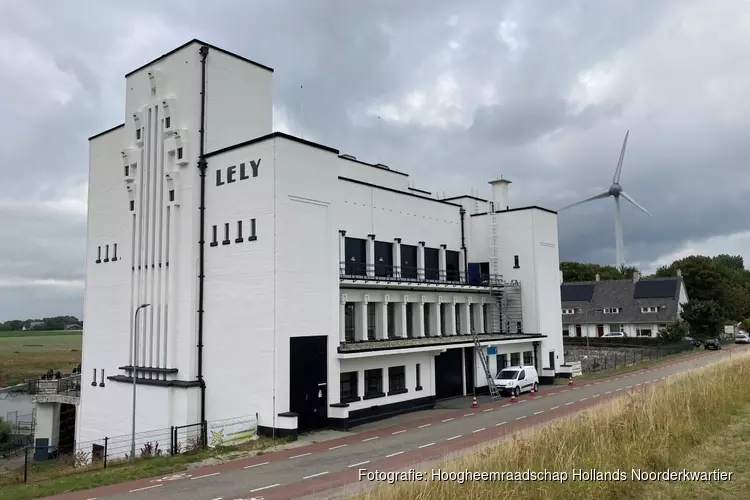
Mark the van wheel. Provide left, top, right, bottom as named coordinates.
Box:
left=533, top=382, right=539, bottom=393
left=513, top=386, right=520, bottom=397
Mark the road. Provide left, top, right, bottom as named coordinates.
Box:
left=47, top=346, right=745, bottom=500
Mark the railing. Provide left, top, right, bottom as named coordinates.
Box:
left=339, top=262, right=505, bottom=287
left=26, top=375, right=81, bottom=398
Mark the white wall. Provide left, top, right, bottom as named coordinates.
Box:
left=563, top=323, right=668, bottom=338
left=337, top=156, right=410, bottom=191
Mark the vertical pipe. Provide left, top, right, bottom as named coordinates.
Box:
left=196, top=45, right=209, bottom=424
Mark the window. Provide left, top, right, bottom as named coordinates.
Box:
left=446, top=250, right=460, bottom=281
left=340, top=371, right=358, bottom=402
left=423, top=305, right=431, bottom=337
left=136, top=129, right=141, bottom=140
left=130, top=200, right=135, bottom=211
left=523, top=351, right=533, bottom=366
left=222, top=223, right=230, bottom=244
left=510, top=352, right=520, bottom=366
left=169, top=190, right=175, bottom=202
left=96, top=246, right=101, bottom=263
left=483, top=305, right=489, bottom=332
left=165, top=116, right=171, bottom=129
left=641, top=306, right=658, bottom=313
left=400, top=244, right=418, bottom=279
left=364, top=368, right=383, bottom=399
left=470, top=304, right=475, bottom=331
left=248, top=218, right=257, bottom=241
left=235, top=221, right=243, bottom=243
left=406, top=303, right=414, bottom=338
left=440, top=303, right=447, bottom=334
left=91, top=368, right=97, bottom=386
left=210, top=225, right=218, bottom=247
left=415, top=363, right=422, bottom=390
left=497, top=353, right=508, bottom=370
left=455, top=305, right=461, bottom=334
left=548, top=351, right=555, bottom=370
left=424, top=247, right=439, bottom=280
left=112, top=243, right=118, bottom=261
left=609, top=324, right=622, bottom=333
left=562, top=308, right=576, bottom=315
left=124, top=165, right=129, bottom=177
left=637, top=328, right=652, bottom=337
left=603, top=307, right=620, bottom=314
left=177, top=147, right=183, bottom=160
left=562, top=326, right=570, bottom=336
left=344, top=303, right=355, bottom=341
left=374, top=241, right=393, bottom=277
left=104, top=244, right=110, bottom=262
left=344, top=237, right=367, bottom=275
left=388, top=366, right=406, bottom=394
left=367, top=303, right=376, bottom=340
left=513, top=255, right=520, bottom=268
left=387, top=303, right=396, bottom=338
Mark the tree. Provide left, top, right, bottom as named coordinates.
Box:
left=655, top=255, right=726, bottom=303
left=0, top=417, right=10, bottom=446
left=560, top=262, right=640, bottom=282
left=681, top=299, right=724, bottom=338
left=658, top=321, right=688, bottom=342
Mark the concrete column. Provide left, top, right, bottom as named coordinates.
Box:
left=474, top=303, right=485, bottom=334
left=355, top=301, right=368, bottom=341
left=459, top=302, right=471, bottom=334
left=430, top=302, right=441, bottom=336
left=439, top=244, right=447, bottom=282
left=376, top=301, right=388, bottom=340
left=417, top=241, right=425, bottom=280
left=397, top=299, right=408, bottom=338
left=444, top=300, right=457, bottom=336
left=414, top=301, right=425, bottom=337
left=339, top=300, right=346, bottom=342
left=393, top=238, right=402, bottom=278
left=35, top=402, right=61, bottom=452
left=366, top=234, right=375, bottom=277
left=458, top=251, right=466, bottom=283
left=338, top=230, right=346, bottom=275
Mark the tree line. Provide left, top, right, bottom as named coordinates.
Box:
left=561, top=254, right=750, bottom=338
left=0, top=316, right=81, bottom=332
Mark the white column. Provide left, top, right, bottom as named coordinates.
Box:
left=439, top=244, right=447, bottom=282
left=474, top=303, right=485, bottom=334
left=460, top=302, right=471, bottom=334
left=366, top=234, right=375, bottom=277
left=414, top=301, right=425, bottom=337
left=355, top=301, right=368, bottom=341
left=393, top=238, right=402, bottom=278
left=417, top=241, right=425, bottom=280
left=376, top=301, right=388, bottom=340
left=430, top=302, right=441, bottom=336
left=444, top=300, right=457, bottom=336
left=398, top=299, right=408, bottom=338
left=338, top=230, right=346, bottom=275
left=458, top=250, right=466, bottom=283
left=339, top=299, right=346, bottom=342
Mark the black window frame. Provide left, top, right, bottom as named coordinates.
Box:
left=235, top=220, right=244, bottom=243
left=367, top=302, right=376, bottom=340
left=344, top=237, right=367, bottom=276
left=415, top=363, right=422, bottom=390
left=424, top=247, right=439, bottom=281
left=344, top=303, right=355, bottom=341
left=112, top=243, right=118, bottom=262
left=248, top=218, right=257, bottom=241
left=364, top=368, right=384, bottom=399
left=340, top=371, right=359, bottom=403
left=388, top=365, right=407, bottom=395
left=446, top=250, right=461, bottom=281
left=523, top=351, right=533, bottom=366
left=374, top=241, right=394, bottom=277
left=406, top=303, right=414, bottom=338
left=165, top=116, right=171, bottom=129
left=400, top=244, right=418, bottom=279
left=514, top=255, right=520, bottom=268
left=96, top=246, right=101, bottom=263
left=387, top=302, right=396, bottom=338
left=210, top=225, right=218, bottom=247
left=510, top=352, right=520, bottom=366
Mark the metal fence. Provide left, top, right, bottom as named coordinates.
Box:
left=1, top=413, right=258, bottom=485
left=564, top=342, right=695, bottom=374
left=0, top=411, right=35, bottom=461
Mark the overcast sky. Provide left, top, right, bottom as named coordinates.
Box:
left=1, top=0, right=750, bottom=321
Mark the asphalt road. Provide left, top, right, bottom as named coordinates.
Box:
left=49, top=346, right=745, bottom=500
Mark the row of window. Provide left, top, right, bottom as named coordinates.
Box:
left=340, top=364, right=418, bottom=403
left=563, top=324, right=668, bottom=337
left=210, top=219, right=258, bottom=247
left=127, top=191, right=177, bottom=212
left=95, top=244, right=118, bottom=263
left=563, top=306, right=661, bottom=315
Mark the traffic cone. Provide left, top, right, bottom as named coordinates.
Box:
left=530, top=386, right=535, bottom=396
left=510, top=392, right=517, bottom=403
left=568, top=375, right=575, bottom=386
left=471, top=395, right=479, bottom=408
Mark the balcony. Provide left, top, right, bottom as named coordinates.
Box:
left=338, top=332, right=545, bottom=354
left=28, top=374, right=81, bottom=404
left=339, top=262, right=504, bottom=289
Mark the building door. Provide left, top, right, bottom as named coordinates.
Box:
left=434, top=348, right=463, bottom=399
left=58, top=403, right=76, bottom=455
left=597, top=324, right=605, bottom=337
left=575, top=325, right=582, bottom=337
left=289, top=336, right=328, bottom=433
left=464, top=347, right=475, bottom=394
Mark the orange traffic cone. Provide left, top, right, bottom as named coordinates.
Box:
left=471, top=395, right=479, bottom=408
left=510, top=392, right=517, bottom=403
left=568, top=375, right=575, bottom=386
left=530, top=386, right=535, bottom=396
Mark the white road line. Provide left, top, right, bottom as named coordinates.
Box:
left=565, top=402, right=574, bottom=406
left=419, top=443, right=435, bottom=448
left=561, top=389, right=569, bottom=392
left=548, top=392, right=556, bottom=396
left=516, top=415, right=527, bottom=420
left=502, top=404, right=511, bottom=408
left=191, top=472, right=220, bottom=480
left=392, top=430, right=406, bottom=435
left=289, top=452, right=312, bottom=459
left=615, top=388, right=623, bottom=391
left=593, top=394, right=600, bottom=398
left=129, top=485, right=162, bottom=493
left=349, top=461, right=370, bottom=468
left=594, top=382, right=601, bottom=385
left=550, top=406, right=559, bottom=410
left=605, top=391, right=612, bottom=395
left=464, top=413, right=475, bottom=417
left=580, top=398, right=588, bottom=402
left=362, top=436, right=379, bottom=442
left=636, top=383, right=642, bottom=387
left=386, top=451, right=404, bottom=458
left=483, top=408, right=494, bottom=412
left=534, top=411, right=544, bottom=415
left=329, top=444, right=347, bottom=450
left=303, top=471, right=329, bottom=480
left=447, top=435, right=462, bottom=441
left=626, top=386, right=633, bottom=389
left=210, top=497, right=223, bottom=500
left=473, top=428, right=486, bottom=433
left=250, top=484, right=280, bottom=493
left=496, top=421, right=507, bottom=426
left=519, top=400, right=528, bottom=404
left=660, top=377, right=666, bottom=380
left=442, top=418, right=455, bottom=423
left=418, top=423, right=432, bottom=428
left=244, top=461, right=269, bottom=469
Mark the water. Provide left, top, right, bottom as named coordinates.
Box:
left=0, top=392, right=34, bottom=421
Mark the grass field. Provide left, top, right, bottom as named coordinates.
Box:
left=359, top=350, right=750, bottom=500
left=0, top=331, right=82, bottom=387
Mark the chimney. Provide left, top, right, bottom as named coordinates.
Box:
left=632, top=271, right=641, bottom=283
left=676, top=269, right=682, bottom=277
left=488, top=178, right=511, bottom=210
left=595, top=273, right=600, bottom=281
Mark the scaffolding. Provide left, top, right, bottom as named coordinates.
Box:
left=487, top=200, right=524, bottom=334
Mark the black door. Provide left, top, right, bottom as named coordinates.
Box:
left=58, top=403, right=76, bottom=455
left=344, top=237, right=366, bottom=276
left=289, top=336, right=328, bottom=432
left=464, top=347, right=475, bottom=394
left=435, top=348, right=463, bottom=399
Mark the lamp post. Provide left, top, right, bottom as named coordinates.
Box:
left=130, top=303, right=151, bottom=463
left=580, top=307, right=603, bottom=356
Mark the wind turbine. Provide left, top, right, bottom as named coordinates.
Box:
left=559, top=130, right=651, bottom=268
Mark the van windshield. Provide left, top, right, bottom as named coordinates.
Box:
left=497, top=370, right=518, bottom=380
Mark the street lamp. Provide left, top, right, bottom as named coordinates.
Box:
left=579, top=307, right=603, bottom=356
left=130, top=303, right=151, bottom=462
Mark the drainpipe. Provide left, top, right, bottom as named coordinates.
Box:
left=196, top=45, right=209, bottom=424
left=459, top=207, right=468, bottom=279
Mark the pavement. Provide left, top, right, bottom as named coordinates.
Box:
left=44, top=345, right=746, bottom=500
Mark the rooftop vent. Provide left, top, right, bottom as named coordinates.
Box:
left=375, top=163, right=390, bottom=170
left=339, top=154, right=357, bottom=160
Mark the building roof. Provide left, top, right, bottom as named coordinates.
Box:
left=560, top=276, right=685, bottom=324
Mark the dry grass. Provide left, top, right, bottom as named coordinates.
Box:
left=359, top=350, right=750, bottom=500
left=0, top=333, right=81, bottom=387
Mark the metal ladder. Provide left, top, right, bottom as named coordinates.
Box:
left=472, top=327, right=502, bottom=400
left=488, top=201, right=503, bottom=334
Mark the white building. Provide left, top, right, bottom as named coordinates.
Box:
left=77, top=39, right=566, bottom=447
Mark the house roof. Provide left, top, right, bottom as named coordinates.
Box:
left=561, top=276, right=685, bottom=324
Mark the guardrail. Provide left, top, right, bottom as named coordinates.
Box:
left=339, top=262, right=506, bottom=287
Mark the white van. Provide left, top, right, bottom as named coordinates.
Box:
left=493, top=366, right=539, bottom=397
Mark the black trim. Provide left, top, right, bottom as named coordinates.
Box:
left=277, top=411, right=298, bottom=418
left=539, top=376, right=555, bottom=385
left=444, top=194, right=489, bottom=202
left=330, top=403, right=350, bottom=408
left=107, top=375, right=201, bottom=388
left=257, top=425, right=297, bottom=441
left=459, top=207, right=468, bottom=279
left=387, top=388, right=409, bottom=396
left=339, top=396, right=361, bottom=404
left=338, top=334, right=547, bottom=354
left=235, top=237, right=243, bottom=243
left=471, top=206, right=558, bottom=216
left=408, top=187, right=431, bottom=195
left=118, top=365, right=178, bottom=374
left=205, top=131, right=339, bottom=159
left=339, top=176, right=462, bottom=207
left=363, top=392, right=386, bottom=400
left=124, top=39, right=273, bottom=78
left=196, top=44, right=209, bottom=425
left=415, top=385, right=423, bottom=391
left=88, top=123, right=125, bottom=141
left=346, top=395, right=436, bottom=428
left=338, top=154, right=409, bottom=177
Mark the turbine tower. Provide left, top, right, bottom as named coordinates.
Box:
left=559, top=130, right=651, bottom=268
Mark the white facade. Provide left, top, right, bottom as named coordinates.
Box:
left=78, top=40, right=565, bottom=445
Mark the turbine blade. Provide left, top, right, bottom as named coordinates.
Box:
left=613, top=130, right=629, bottom=184
left=558, top=190, right=610, bottom=211
left=620, top=191, right=650, bottom=216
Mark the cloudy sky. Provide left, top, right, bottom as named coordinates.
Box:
left=1, top=0, right=750, bottom=321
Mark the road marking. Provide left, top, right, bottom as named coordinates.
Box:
left=636, top=383, right=642, bottom=387
left=550, top=406, right=559, bottom=410
left=191, top=472, right=220, bottom=480
left=534, top=411, right=544, bottom=415
left=502, top=404, right=511, bottom=408
left=329, top=444, right=347, bottom=450
left=392, top=430, right=406, bottom=435
left=210, top=497, right=223, bottom=500
left=615, top=388, right=623, bottom=392
left=386, top=451, right=404, bottom=458
left=593, top=394, right=600, bottom=398
left=464, top=413, right=475, bottom=417
left=473, top=428, right=486, bottom=433
left=349, top=461, right=370, bottom=468
left=447, top=435, right=462, bottom=441
left=250, top=484, right=280, bottom=493
left=626, top=386, right=633, bottom=389
left=418, top=423, right=432, bottom=428
left=129, top=485, right=162, bottom=493
left=496, top=421, right=507, bottom=426
left=303, top=471, right=329, bottom=479
left=516, top=415, right=527, bottom=420
left=483, top=408, right=494, bottom=412
left=244, top=461, right=269, bottom=469
left=660, top=377, right=666, bottom=380
left=362, top=436, right=379, bottom=442
left=442, top=418, right=455, bottom=423
left=561, top=389, right=569, bottom=393
left=419, top=442, right=435, bottom=448
left=289, top=452, right=312, bottom=459
left=519, top=400, right=528, bottom=404
left=594, top=382, right=601, bottom=385
left=548, top=392, right=556, bottom=396
left=580, top=398, right=588, bottom=402
left=605, top=391, right=612, bottom=395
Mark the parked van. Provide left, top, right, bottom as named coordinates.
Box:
left=493, top=366, right=539, bottom=397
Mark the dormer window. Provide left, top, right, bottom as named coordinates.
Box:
left=641, top=306, right=659, bottom=313
left=562, top=308, right=575, bottom=315
left=603, top=307, right=620, bottom=314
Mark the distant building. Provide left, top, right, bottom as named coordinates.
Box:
left=64, top=324, right=83, bottom=330
left=22, top=321, right=44, bottom=331
left=560, top=271, right=688, bottom=338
